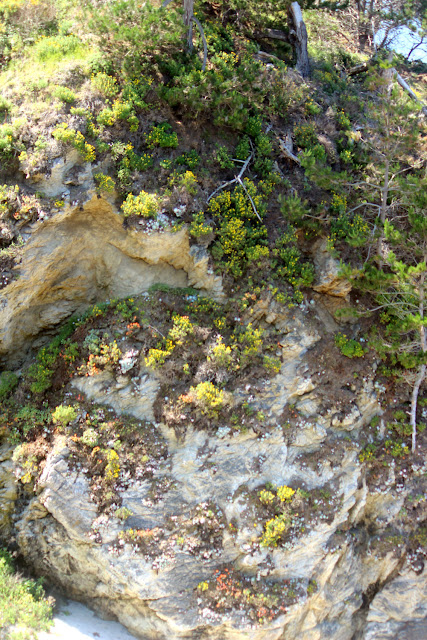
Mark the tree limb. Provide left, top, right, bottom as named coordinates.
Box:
left=288, top=2, right=310, bottom=78
left=192, top=16, right=207, bottom=72
left=236, top=177, right=262, bottom=223
left=206, top=152, right=262, bottom=223
left=348, top=61, right=427, bottom=115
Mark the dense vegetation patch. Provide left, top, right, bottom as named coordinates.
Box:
left=0, top=549, right=53, bottom=640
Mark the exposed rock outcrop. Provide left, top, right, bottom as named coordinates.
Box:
left=312, top=239, right=351, bottom=298
left=12, top=411, right=426, bottom=640
left=0, top=445, right=17, bottom=538
left=0, top=193, right=222, bottom=365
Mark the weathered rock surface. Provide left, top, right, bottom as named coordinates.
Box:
left=312, top=239, right=351, bottom=298
left=5, top=304, right=421, bottom=640
left=0, top=445, right=17, bottom=537
left=363, top=567, right=427, bottom=639
left=0, top=192, right=222, bottom=365
left=72, top=371, right=160, bottom=423
left=0, top=170, right=425, bottom=640
left=11, top=414, right=425, bottom=640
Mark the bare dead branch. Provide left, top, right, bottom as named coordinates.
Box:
left=206, top=153, right=263, bottom=222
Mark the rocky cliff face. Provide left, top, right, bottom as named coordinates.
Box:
left=0, top=158, right=425, bottom=640
left=1, top=287, right=426, bottom=639
left=0, top=200, right=222, bottom=366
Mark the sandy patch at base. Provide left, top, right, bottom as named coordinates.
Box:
left=38, top=600, right=140, bottom=640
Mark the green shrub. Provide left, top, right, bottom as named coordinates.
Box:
left=33, top=34, right=82, bottom=61
left=214, top=145, right=234, bottom=170
left=259, top=489, right=275, bottom=505
left=329, top=192, right=370, bottom=247
left=0, top=548, right=53, bottom=640
left=294, top=122, right=318, bottom=149
left=122, top=76, right=152, bottom=109
left=161, top=49, right=291, bottom=131
left=189, top=211, right=213, bottom=238
left=261, top=514, right=289, bottom=547
left=121, top=190, right=159, bottom=218
left=273, top=226, right=315, bottom=302
left=235, top=135, right=251, bottom=161
left=146, top=122, right=178, bottom=149
left=115, top=506, right=133, bottom=520
left=175, top=149, right=200, bottom=170
left=209, top=337, right=233, bottom=369
left=105, top=448, right=120, bottom=482
left=305, top=97, right=321, bottom=115
left=279, top=194, right=310, bottom=226
left=145, top=315, right=193, bottom=369
left=52, top=85, right=76, bottom=104
left=190, top=381, right=225, bottom=418
left=209, top=180, right=269, bottom=278
left=145, top=345, right=174, bottom=369
left=28, top=347, right=58, bottom=393
left=81, top=427, right=99, bottom=447
left=91, top=72, right=119, bottom=98
left=0, top=122, right=22, bottom=165
left=314, top=67, right=347, bottom=95
left=7, top=406, right=52, bottom=443
left=238, top=322, right=263, bottom=361
left=263, top=355, right=282, bottom=373
left=336, top=108, right=351, bottom=130
left=97, top=99, right=139, bottom=131
left=170, top=170, right=198, bottom=195
left=277, top=485, right=295, bottom=502
left=86, top=1, right=184, bottom=76
left=52, top=405, right=77, bottom=428
left=335, top=333, right=366, bottom=358
left=111, top=141, right=153, bottom=191
left=0, top=371, right=18, bottom=401
left=94, top=173, right=116, bottom=193
left=52, top=123, right=96, bottom=162
left=168, top=314, right=193, bottom=343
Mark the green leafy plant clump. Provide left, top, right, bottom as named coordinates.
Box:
left=121, top=190, right=159, bottom=218
left=0, top=371, right=18, bottom=401
left=52, top=123, right=96, bottom=163
left=146, top=123, right=178, bottom=149
left=33, top=34, right=83, bottom=61
left=209, top=180, right=270, bottom=278
left=334, top=333, right=366, bottom=358
left=0, top=548, right=53, bottom=640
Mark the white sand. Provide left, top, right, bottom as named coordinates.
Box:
left=38, top=600, right=139, bottom=640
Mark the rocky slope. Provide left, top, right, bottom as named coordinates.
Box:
left=0, top=7, right=426, bottom=638
left=0, top=195, right=425, bottom=637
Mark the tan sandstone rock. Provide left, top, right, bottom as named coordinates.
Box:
left=0, top=193, right=222, bottom=364
left=312, top=239, right=352, bottom=298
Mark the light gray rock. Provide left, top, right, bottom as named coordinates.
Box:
left=0, top=445, right=18, bottom=537
left=363, top=567, right=427, bottom=640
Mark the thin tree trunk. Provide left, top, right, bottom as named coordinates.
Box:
left=183, top=0, right=194, bottom=52
left=377, top=156, right=390, bottom=261
left=411, top=271, right=426, bottom=452
left=411, top=364, right=425, bottom=452
left=288, top=2, right=310, bottom=78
